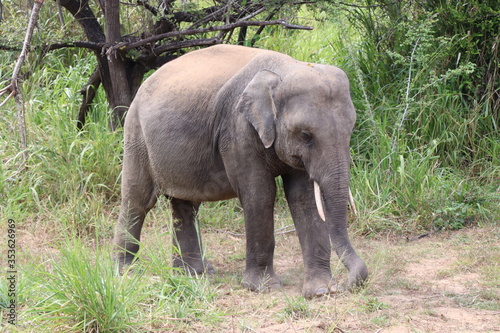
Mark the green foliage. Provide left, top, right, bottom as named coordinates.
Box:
left=1, top=1, right=498, bottom=331
left=434, top=205, right=475, bottom=231
left=424, top=0, right=500, bottom=102
left=341, top=0, right=499, bottom=160
left=25, top=239, right=145, bottom=332
left=18, top=236, right=219, bottom=331
left=1, top=48, right=122, bottom=237
left=280, top=294, right=311, bottom=320
left=261, top=4, right=499, bottom=233
left=360, top=295, right=389, bottom=313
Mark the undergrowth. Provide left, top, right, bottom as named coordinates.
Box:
left=0, top=2, right=498, bottom=331
left=260, top=5, right=499, bottom=233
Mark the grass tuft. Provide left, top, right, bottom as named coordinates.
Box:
left=24, top=238, right=146, bottom=332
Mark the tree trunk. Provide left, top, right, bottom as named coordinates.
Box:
left=105, top=0, right=132, bottom=130
left=59, top=0, right=148, bottom=130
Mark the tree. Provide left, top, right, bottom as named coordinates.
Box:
left=3, top=0, right=313, bottom=130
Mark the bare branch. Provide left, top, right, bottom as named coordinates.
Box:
left=281, top=22, right=315, bottom=30
left=0, top=90, right=15, bottom=108
left=9, top=0, right=44, bottom=94
left=2, top=0, right=43, bottom=97
left=137, top=0, right=159, bottom=16
left=111, top=19, right=313, bottom=54
left=77, top=67, right=101, bottom=129
left=152, top=37, right=219, bottom=55
left=46, top=41, right=104, bottom=52
left=250, top=8, right=279, bottom=47
left=1, top=0, right=44, bottom=161
left=237, top=6, right=266, bottom=22
left=187, top=3, right=232, bottom=29
left=0, top=45, right=21, bottom=51
left=58, top=0, right=105, bottom=43
left=56, top=0, right=65, bottom=27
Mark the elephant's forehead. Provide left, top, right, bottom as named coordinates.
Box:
left=280, top=67, right=350, bottom=99
left=280, top=83, right=352, bottom=114
left=279, top=83, right=356, bottom=131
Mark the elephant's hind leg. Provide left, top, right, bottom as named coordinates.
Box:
left=171, top=198, right=213, bottom=275
left=114, top=140, right=157, bottom=270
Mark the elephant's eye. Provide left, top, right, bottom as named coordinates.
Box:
left=299, top=130, right=313, bottom=145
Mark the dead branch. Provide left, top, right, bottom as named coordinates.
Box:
left=152, top=37, right=219, bottom=55
left=110, top=19, right=313, bottom=54
left=2, top=0, right=44, bottom=97
left=0, top=90, right=15, bottom=108
left=46, top=41, right=104, bottom=52
left=1, top=0, right=44, bottom=160
left=77, top=67, right=101, bottom=129
left=0, top=45, right=21, bottom=51
left=56, top=0, right=64, bottom=27
left=136, top=0, right=159, bottom=16
left=250, top=9, right=279, bottom=46
left=43, top=19, right=311, bottom=57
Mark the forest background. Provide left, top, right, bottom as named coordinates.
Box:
left=0, top=0, right=498, bottom=331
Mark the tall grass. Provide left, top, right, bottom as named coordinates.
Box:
left=24, top=238, right=145, bottom=332
left=259, top=6, right=499, bottom=233
left=0, top=4, right=498, bottom=331
left=2, top=49, right=122, bottom=237
left=15, top=235, right=218, bottom=332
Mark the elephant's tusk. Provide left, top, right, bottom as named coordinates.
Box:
left=314, top=181, right=326, bottom=221
left=348, top=188, right=358, bottom=216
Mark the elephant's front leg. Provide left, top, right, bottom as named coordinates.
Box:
left=238, top=175, right=282, bottom=292
left=282, top=172, right=336, bottom=298
left=171, top=198, right=213, bottom=275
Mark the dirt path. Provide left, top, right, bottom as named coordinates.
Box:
left=199, top=225, right=500, bottom=332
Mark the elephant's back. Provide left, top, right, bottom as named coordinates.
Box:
left=137, top=45, right=267, bottom=107
left=123, top=45, right=270, bottom=201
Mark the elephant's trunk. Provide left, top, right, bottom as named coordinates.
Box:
left=312, top=157, right=368, bottom=290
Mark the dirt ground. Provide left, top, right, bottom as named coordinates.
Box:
left=14, top=220, right=499, bottom=332
left=196, top=225, right=500, bottom=332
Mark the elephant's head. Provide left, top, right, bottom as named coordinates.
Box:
left=237, top=65, right=355, bottom=218
left=237, top=64, right=367, bottom=289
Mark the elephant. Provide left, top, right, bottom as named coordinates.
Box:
left=113, top=44, right=368, bottom=298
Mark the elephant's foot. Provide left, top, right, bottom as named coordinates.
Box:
left=302, top=273, right=340, bottom=299
left=242, top=268, right=282, bottom=292
left=114, top=252, right=138, bottom=274
left=173, top=253, right=215, bottom=275
left=346, top=258, right=369, bottom=290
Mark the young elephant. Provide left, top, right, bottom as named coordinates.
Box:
left=114, top=44, right=368, bottom=298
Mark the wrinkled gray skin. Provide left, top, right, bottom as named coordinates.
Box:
left=114, top=44, right=368, bottom=298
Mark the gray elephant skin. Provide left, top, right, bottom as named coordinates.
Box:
left=114, top=44, right=368, bottom=298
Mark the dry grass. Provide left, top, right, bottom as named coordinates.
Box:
left=201, top=225, right=499, bottom=332
left=106, top=221, right=500, bottom=332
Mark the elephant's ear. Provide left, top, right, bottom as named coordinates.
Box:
left=237, top=69, right=281, bottom=149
